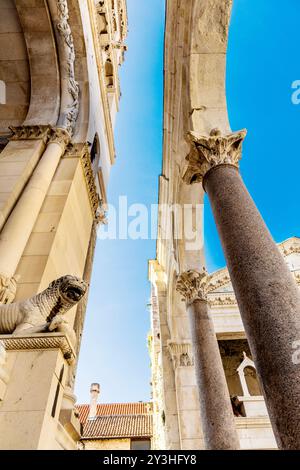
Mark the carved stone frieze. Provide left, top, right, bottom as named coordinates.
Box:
left=183, top=128, right=247, bottom=185
left=176, top=268, right=210, bottom=305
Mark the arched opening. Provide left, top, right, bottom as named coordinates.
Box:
left=105, top=60, right=114, bottom=89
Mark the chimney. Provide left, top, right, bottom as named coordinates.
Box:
left=88, top=383, right=100, bottom=419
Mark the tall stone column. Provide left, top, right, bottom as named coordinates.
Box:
left=183, top=128, right=300, bottom=449
left=0, top=128, right=70, bottom=303
left=176, top=269, right=239, bottom=450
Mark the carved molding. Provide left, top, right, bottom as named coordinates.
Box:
left=80, top=146, right=101, bottom=220
left=55, top=0, right=80, bottom=135
left=168, top=341, right=194, bottom=369
left=0, top=333, right=75, bottom=364
left=206, top=269, right=231, bottom=293
left=208, top=293, right=237, bottom=307
left=9, top=125, right=51, bottom=143
left=176, top=268, right=210, bottom=304
left=183, top=128, right=247, bottom=185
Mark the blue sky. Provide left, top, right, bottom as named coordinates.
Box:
left=75, top=0, right=300, bottom=404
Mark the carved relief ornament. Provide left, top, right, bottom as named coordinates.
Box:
left=176, top=268, right=210, bottom=305
left=168, top=342, right=194, bottom=369
left=183, top=128, right=247, bottom=185
left=56, top=0, right=80, bottom=135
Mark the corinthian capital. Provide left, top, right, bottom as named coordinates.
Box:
left=48, top=127, right=71, bottom=152
left=176, top=268, right=210, bottom=304
left=183, top=128, right=247, bottom=185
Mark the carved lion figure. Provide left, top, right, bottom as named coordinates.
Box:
left=0, top=275, right=88, bottom=344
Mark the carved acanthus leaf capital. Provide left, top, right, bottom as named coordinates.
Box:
left=176, top=268, right=210, bottom=304
left=49, top=127, right=71, bottom=152
left=183, top=128, right=247, bottom=185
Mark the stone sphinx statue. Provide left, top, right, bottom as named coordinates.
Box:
left=0, top=275, right=88, bottom=344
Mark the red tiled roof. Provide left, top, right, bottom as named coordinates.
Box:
left=76, top=402, right=152, bottom=425
left=76, top=402, right=153, bottom=440
left=81, top=414, right=153, bottom=440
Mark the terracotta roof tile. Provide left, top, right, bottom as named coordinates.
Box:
left=81, top=414, right=153, bottom=440
left=76, top=402, right=152, bottom=424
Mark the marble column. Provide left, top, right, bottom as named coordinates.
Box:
left=183, top=128, right=300, bottom=449
left=176, top=269, right=240, bottom=450
left=0, top=128, right=70, bottom=303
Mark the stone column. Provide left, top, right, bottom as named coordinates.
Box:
left=176, top=269, right=239, bottom=450
left=0, top=128, right=70, bottom=303
left=183, top=128, right=300, bottom=449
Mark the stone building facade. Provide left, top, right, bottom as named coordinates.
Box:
left=149, top=0, right=300, bottom=451
left=149, top=237, right=300, bottom=450
left=0, top=0, right=127, bottom=450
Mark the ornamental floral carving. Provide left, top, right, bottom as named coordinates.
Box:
left=49, top=127, right=71, bottom=151
left=176, top=268, right=210, bottom=305
left=56, top=0, right=80, bottom=135
left=183, top=128, right=247, bottom=185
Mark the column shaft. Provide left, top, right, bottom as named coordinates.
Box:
left=204, top=164, right=300, bottom=449
left=0, top=141, right=64, bottom=278
left=188, top=298, right=239, bottom=450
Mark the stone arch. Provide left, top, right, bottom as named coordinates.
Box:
left=0, top=0, right=31, bottom=133
left=14, top=0, right=60, bottom=128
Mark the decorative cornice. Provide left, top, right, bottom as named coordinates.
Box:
left=80, top=146, right=101, bottom=220
left=55, top=0, right=80, bottom=136
left=9, top=125, right=51, bottom=143
left=168, top=341, right=194, bottom=369
left=206, top=269, right=231, bottom=293
left=183, top=128, right=247, bottom=185
left=0, top=333, right=75, bottom=364
left=278, top=238, right=300, bottom=257
left=176, top=268, right=210, bottom=304
left=208, top=293, right=237, bottom=307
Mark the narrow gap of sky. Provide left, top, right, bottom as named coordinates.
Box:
left=75, top=0, right=165, bottom=404
left=205, top=0, right=300, bottom=273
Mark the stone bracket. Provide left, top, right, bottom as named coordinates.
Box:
left=0, top=333, right=75, bottom=364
